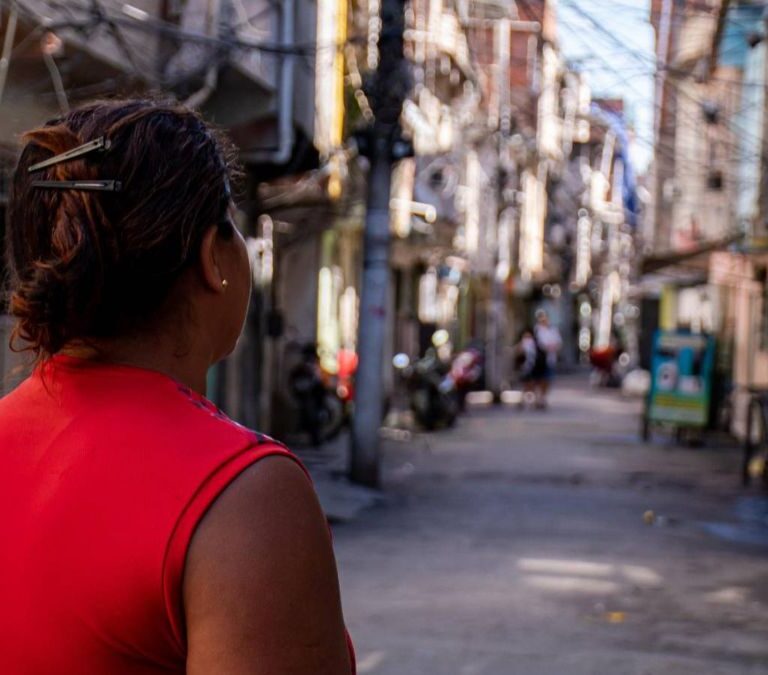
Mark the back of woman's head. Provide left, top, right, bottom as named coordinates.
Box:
left=5, top=99, right=237, bottom=360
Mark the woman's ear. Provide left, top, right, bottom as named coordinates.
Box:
left=199, top=225, right=226, bottom=293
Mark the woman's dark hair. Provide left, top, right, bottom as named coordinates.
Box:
left=5, top=99, right=239, bottom=360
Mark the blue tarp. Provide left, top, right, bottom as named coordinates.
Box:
left=590, top=103, right=640, bottom=229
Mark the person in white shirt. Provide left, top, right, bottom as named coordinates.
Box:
left=533, top=309, right=562, bottom=408
left=514, top=328, right=542, bottom=408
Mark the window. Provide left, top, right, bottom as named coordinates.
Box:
left=706, top=138, right=724, bottom=191
left=707, top=169, right=724, bottom=190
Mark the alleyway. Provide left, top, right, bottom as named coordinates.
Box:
left=332, top=376, right=768, bottom=675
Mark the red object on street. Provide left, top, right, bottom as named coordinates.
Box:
left=337, top=348, right=359, bottom=377
left=590, top=345, right=616, bottom=372
left=0, top=355, right=355, bottom=674
left=336, top=348, right=359, bottom=402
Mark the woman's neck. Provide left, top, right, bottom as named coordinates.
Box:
left=61, top=336, right=211, bottom=394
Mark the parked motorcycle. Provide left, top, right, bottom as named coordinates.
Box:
left=288, top=344, right=345, bottom=446
left=394, top=349, right=459, bottom=431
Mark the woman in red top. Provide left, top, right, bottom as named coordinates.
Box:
left=0, top=100, right=354, bottom=674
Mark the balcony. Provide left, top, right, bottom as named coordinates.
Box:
left=436, top=9, right=471, bottom=76
left=5, top=1, right=319, bottom=162
left=11, top=0, right=165, bottom=81
left=406, top=5, right=474, bottom=81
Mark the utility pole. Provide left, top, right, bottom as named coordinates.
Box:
left=487, top=17, right=512, bottom=404
left=350, top=0, right=408, bottom=487
left=487, top=157, right=507, bottom=403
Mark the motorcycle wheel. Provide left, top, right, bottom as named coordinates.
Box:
left=317, top=391, right=346, bottom=443
left=411, top=389, right=437, bottom=430
left=444, top=393, right=459, bottom=427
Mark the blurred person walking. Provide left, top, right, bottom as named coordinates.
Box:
left=534, top=310, right=562, bottom=409
left=514, top=327, right=548, bottom=409
left=0, top=100, right=354, bottom=675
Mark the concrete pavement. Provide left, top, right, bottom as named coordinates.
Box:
left=331, top=375, right=768, bottom=675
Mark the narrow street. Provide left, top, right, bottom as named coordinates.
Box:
left=5, top=2, right=768, bottom=673
left=332, top=376, right=768, bottom=675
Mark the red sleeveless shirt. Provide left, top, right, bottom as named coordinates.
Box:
left=0, top=356, right=354, bottom=673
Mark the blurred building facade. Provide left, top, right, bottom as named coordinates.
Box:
left=0, top=1, right=642, bottom=436
left=646, top=0, right=768, bottom=436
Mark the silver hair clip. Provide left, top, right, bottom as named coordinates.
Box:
left=28, top=136, right=121, bottom=192
left=30, top=179, right=121, bottom=192
left=28, top=137, right=112, bottom=173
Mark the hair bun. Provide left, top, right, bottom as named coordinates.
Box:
left=10, top=260, right=71, bottom=355
left=6, top=99, right=237, bottom=361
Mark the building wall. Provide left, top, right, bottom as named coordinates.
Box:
left=735, top=39, right=766, bottom=233
left=731, top=279, right=768, bottom=438
left=0, top=317, right=28, bottom=397
left=261, top=229, right=323, bottom=436
left=669, top=71, right=740, bottom=249
left=709, top=252, right=768, bottom=438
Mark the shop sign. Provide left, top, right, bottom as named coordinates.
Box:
left=648, top=331, right=715, bottom=427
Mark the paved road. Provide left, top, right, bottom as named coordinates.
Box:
left=331, top=376, right=768, bottom=675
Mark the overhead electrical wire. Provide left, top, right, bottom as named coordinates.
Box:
left=560, top=0, right=768, bottom=92
left=3, top=0, right=765, bottom=177
left=557, top=0, right=768, bottom=165
left=556, top=1, right=766, bottom=227
left=0, top=0, right=359, bottom=57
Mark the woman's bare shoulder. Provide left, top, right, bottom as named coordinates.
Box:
left=184, top=455, right=352, bottom=675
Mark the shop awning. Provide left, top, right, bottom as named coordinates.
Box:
left=640, top=232, right=743, bottom=275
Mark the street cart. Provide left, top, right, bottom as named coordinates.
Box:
left=641, top=330, right=715, bottom=443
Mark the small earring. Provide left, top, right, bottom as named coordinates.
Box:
left=222, top=279, right=229, bottom=289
